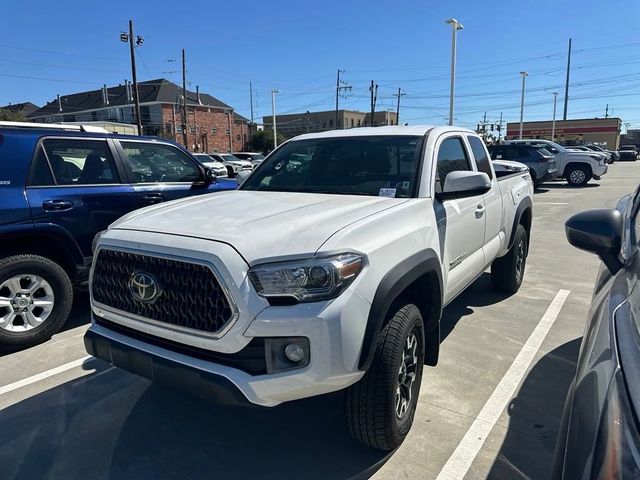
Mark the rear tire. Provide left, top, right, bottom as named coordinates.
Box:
left=345, top=303, right=424, bottom=450
left=491, top=224, right=528, bottom=294
left=0, top=255, right=73, bottom=347
left=566, top=165, right=592, bottom=186
left=528, top=168, right=539, bottom=187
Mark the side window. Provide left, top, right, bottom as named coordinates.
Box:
left=468, top=136, right=494, bottom=179
left=436, top=137, right=471, bottom=192
left=120, top=142, right=201, bottom=183
left=42, top=139, right=119, bottom=185
left=28, top=146, right=55, bottom=186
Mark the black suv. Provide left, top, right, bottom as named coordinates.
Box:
left=0, top=123, right=236, bottom=347
left=488, top=144, right=557, bottom=186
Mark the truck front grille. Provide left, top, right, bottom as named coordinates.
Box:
left=92, top=249, right=233, bottom=335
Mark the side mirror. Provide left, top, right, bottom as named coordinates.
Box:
left=565, top=209, right=623, bottom=273
left=203, top=166, right=216, bottom=185
left=437, top=171, right=491, bottom=200
left=236, top=169, right=252, bottom=186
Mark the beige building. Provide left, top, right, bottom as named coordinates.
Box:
left=264, top=109, right=398, bottom=139
left=506, top=118, right=621, bottom=149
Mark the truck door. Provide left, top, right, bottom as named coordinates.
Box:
left=25, top=138, right=137, bottom=258
left=466, top=135, right=502, bottom=261
left=434, top=136, right=487, bottom=304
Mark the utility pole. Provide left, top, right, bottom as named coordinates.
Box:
left=393, top=88, right=406, bottom=125
left=369, top=80, right=378, bottom=126
left=271, top=89, right=280, bottom=150
left=181, top=49, right=188, bottom=148
left=563, top=38, right=572, bottom=120
left=121, top=20, right=143, bottom=135
left=497, top=112, right=503, bottom=143
left=249, top=81, right=254, bottom=124
left=605, top=104, right=609, bottom=118
left=227, top=110, right=233, bottom=152
left=552, top=92, right=558, bottom=141
left=519, top=71, right=528, bottom=140
left=306, top=110, right=310, bottom=133
left=335, top=69, right=351, bottom=129
left=446, top=18, right=464, bottom=126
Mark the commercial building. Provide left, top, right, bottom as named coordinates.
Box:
left=28, top=79, right=249, bottom=152
left=505, top=118, right=621, bottom=149
left=620, top=129, right=640, bottom=147
left=263, top=109, right=398, bottom=138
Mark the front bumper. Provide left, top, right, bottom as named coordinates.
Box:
left=594, top=163, right=608, bottom=177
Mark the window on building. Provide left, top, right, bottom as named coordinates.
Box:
left=329, top=119, right=333, bottom=127
left=211, top=127, right=217, bottom=134
left=357, top=120, right=361, bottom=127
left=190, top=127, right=196, bottom=133
left=176, top=125, right=184, bottom=134
left=225, top=128, right=230, bottom=135
left=351, top=118, right=354, bottom=128
left=236, top=135, right=241, bottom=141
left=38, top=139, right=120, bottom=185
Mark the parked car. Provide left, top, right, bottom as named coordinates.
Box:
left=505, top=139, right=607, bottom=186
left=85, top=126, right=534, bottom=451
left=619, top=145, right=638, bottom=161
left=0, top=122, right=237, bottom=347
left=233, top=152, right=266, bottom=167
left=208, top=153, right=253, bottom=177
left=488, top=143, right=557, bottom=186
left=566, top=145, right=612, bottom=164
left=584, top=144, right=617, bottom=163
left=192, top=153, right=228, bottom=178
left=555, top=188, right=640, bottom=479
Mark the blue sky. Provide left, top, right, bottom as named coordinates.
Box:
left=2, top=0, right=640, bottom=130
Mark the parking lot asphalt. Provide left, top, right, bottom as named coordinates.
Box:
left=1, top=162, right=638, bottom=480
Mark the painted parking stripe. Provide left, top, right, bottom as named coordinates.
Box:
left=0, top=355, right=96, bottom=396
left=436, top=289, right=571, bottom=480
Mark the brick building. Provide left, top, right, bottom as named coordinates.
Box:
left=264, top=109, right=399, bottom=139
left=505, top=118, right=622, bottom=149
left=28, top=79, right=249, bottom=152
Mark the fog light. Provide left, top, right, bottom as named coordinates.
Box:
left=284, top=343, right=305, bottom=363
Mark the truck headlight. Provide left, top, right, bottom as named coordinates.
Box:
left=92, top=230, right=107, bottom=255
left=248, top=253, right=365, bottom=303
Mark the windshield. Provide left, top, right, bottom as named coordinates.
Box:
left=241, top=135, right=424, bottom=197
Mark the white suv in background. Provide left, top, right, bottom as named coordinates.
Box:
left=505, top=139, right=607, bottom=186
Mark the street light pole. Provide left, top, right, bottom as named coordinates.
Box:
left=446, top=18, right=464, bottom=126
left=518, top=71, right=528, bottom=139
left=271, top=89, right=280, bottom=150
left=551, top=92, right=558, bottom=141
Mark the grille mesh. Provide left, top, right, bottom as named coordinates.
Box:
left=92, top=249, right=233, bottom=334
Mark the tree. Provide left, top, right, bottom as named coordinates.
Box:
left=0, top=109, right=26, bottom=122
left=248, top=129, right=287, bottom=153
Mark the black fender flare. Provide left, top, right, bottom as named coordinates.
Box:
left=507, top=196, right=533, bottom=250
left=358, top=248, right=443, bottom=371
left=0, top=223, right=85, bottom=267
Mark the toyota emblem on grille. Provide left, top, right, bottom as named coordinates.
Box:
left=128, top=272, right=161, bottom=303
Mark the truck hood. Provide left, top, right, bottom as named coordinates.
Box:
left=110, top=190, right=408, bottom=263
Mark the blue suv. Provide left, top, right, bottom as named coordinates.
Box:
left=0, top=123, right=236, bottom=347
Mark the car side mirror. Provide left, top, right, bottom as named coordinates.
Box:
left=565, top=209, right=623, bottom=274
left=203, top=166, right=216, bottom=185
left=236, top=169, right=252, bottom=186
left=437, top=171, right=491, bottom=200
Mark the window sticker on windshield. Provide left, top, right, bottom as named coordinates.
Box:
left=379, top=188, right=396, bottom=198
left=402, top=181, right=410, bottom=190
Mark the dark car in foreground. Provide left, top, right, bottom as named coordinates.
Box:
left=0, top=122, right=236, bottom=347
left=554, top=188, right=640, bottom=478
left=488, top=143, right=557, bottom=186
left=619, top=145, right=638, bottom=161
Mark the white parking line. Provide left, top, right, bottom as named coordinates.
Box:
left=0, top=355, right=96, bottom=396
left=436, top=289, right=571, bottom=480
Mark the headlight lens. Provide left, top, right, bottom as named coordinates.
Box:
left=92, top=229, right=107, bottom=255
left=248, top=253, right=365, bottom=302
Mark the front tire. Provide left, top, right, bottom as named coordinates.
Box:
left=345, top=303, right=425, bottom=450
left=491, top=224, right=528, bottom=294
left=0, top=255, right=73, bottom=347
left=566, top=165, right=592, bottom=186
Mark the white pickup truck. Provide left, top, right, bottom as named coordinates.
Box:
left=85, top=126, right=534, bottom=450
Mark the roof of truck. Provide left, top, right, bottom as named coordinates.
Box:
left=291, top=125, right=475, bottom=140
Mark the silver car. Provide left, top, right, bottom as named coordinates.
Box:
left=192, top=154, right=228, bottom=178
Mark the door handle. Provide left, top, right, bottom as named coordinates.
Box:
left=141, top=193, right=165, bottom=205
left=42, top=200, right=74, bottom=212
left=475, top=204, right=486, bottom=216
